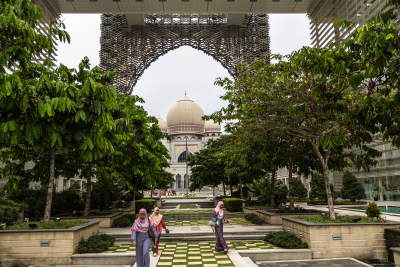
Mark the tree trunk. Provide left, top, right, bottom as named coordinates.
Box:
left=84, top=162, right=93, bottom=216
left=288, top=162, right=294, bottom=210
left=150, top=186, right=154, bottom=199
left=103, top=184, right=109, bottom=210
left=270, top=170, right=276, bottom=207
left=222, top=180, right=226, bottom=197
left=239, top=177, right=243, bottom=199
left=43, top=147, right=56, bottom=223
left=229, top=176, right=233, bottom=196
left=132, top=178, right=139, bottom=211
left=311, top=140, right=335, bottom=219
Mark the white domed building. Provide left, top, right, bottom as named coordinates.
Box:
left=158, top=93, right=221, bottom=191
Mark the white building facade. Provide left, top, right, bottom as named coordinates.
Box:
left=157, top=93, right=221, bottom=192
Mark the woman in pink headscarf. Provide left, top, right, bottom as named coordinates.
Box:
left=131, top=208, right=158, bottom=267
left=213, top=201, right=229, bottom=253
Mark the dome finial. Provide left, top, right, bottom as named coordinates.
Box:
left=185, top=89, right=187, bottom=96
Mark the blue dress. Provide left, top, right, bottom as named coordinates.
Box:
left=131, top=225, right=158, bottom=267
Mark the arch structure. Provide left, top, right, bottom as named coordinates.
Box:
left=100, top=13, right=270, bottom=94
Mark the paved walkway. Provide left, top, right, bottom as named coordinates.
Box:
left=258, top=258, right=373, bottom=267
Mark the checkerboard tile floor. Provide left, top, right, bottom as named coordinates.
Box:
left=165, top=217, right=252, bottom=226
left=105, top=241, right=277, bottom=267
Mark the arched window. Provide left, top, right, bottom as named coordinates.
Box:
left=178, top=151, right=190, bottom=163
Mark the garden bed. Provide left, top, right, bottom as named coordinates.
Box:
left=282, top=216, right=400, bottom=260
left=0, top=220, right=100, bottom=266
left=243, top=207, right=320, bottom=225
left=52, top=208, right=135, bottom=228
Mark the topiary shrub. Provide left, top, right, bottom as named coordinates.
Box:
left=341, top=171, right=365, bottom=202
left=292, top=178, right=308, bottom=200
left=112, top=214, right=136, bottom=227
left=135, top=199, right=157, bottom=214
left=76, top=234, right=115, bottom=253
left=264, top=231, right=308, bottom=249
left=222, top=198, right=242, bottom=212
left=366, top=202, right=381, bottom=218
left=244, top=214, right=265, bottom=225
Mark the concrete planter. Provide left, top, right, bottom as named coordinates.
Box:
left=282, top=217, right=400, bottom=260
left=243, top=207, right=320, bottom=225
left=385, top=228, right=400, bottom=263
left=0, top=220, right=100, bottom=267
left=52, top=209, right=134, bottom=228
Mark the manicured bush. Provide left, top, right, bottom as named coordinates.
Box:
left=264, top=231, right=308, bottom=249
left=309, top=173, right=337, bottom=201
left=76, top=234, right=115, bottom=253
left=135, top=199, right=157, bottom=214
left=112, top=214, right=136, bottom=227
left=341, top=171, right=365, bottom=202
left=222, top=198, right=242, bottom=212
left=292, top=178, right=308, bottom=200
left=244, top=214, right=265, bottom=224
left=0, top=196, right=27, bottom=224
left=296, top=215, right=383, bottom=223
left=366, top=202, right=381, bottom=218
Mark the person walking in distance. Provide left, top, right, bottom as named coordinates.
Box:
left=131, top=208, right=158, bottom=267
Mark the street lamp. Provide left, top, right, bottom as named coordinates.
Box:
left=184, top=136, right=189, bottom=199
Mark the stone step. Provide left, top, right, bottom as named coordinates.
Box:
left=113, top=228, right=281, bottom=243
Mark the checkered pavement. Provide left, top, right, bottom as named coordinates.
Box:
left=104, top=241, right=277, bottom=267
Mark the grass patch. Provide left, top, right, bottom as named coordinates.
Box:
left=165, top=217, right=252, bottom=226
left=295, top=215, right=384, bottom=223
left=179, top=204, right=198, bottom=209
left=161, top=209, right=242, bottom=214
left=4, top=220, right=89, bottom=230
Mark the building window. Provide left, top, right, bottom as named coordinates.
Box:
left=178, top=151, right=190, bottom=162
left=176, top=174, right=182, bottom=188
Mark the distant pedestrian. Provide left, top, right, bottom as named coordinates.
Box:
left=131, top=208, right=158, bottom=267
left=213, top=201, right=229, bottom=253
left=150, top=207, right=169, bottom=256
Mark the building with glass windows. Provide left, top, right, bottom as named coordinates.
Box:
left=157, top=93, right=221, bottom=192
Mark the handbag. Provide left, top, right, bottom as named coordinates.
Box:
left=209, top=217, right=220, bottom=227
left=148, top=218, right=155, bottom=243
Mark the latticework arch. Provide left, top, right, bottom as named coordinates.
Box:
left=100, top=14, right=270, bottom=94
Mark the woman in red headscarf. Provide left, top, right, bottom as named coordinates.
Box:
left=213, top=201, right=229, bottom=253
left=150, top=207, right=169, bottom=257
left=131, top=208, right=158, bottom=267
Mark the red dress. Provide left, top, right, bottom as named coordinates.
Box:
left=154, top=217, right=167, bottom=253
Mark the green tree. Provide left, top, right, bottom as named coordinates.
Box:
left=341, top=171, right=365, bottom=202
left=292, top=178, right=308, bottom=200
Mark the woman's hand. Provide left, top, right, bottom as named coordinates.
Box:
left=132, top=242, right=136, bottom=246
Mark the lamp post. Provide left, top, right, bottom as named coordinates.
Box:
left=184, top=136, right=189, bottom=199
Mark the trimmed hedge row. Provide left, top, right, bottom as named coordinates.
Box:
left=244, top=214, right=265, bottom=225
left=112, top=214, right=136, bottom=227
left=222, top=198, right=242, bottom=212
left=76, top=234, right=115, bottom=253
left=135, top=199, right=157, bottom=214
left=264, top=231, right=308, bottom=249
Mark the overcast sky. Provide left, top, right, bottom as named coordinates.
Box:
left=56, top=14, right=311, bottom=128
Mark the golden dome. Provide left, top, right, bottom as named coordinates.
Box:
left=166, top=93, right=205, bottom=133
left=204, top=119, right=221, bottom=132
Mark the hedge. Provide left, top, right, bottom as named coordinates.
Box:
left=112, top=214, right=136, bottom=227
left=264, top=231, right=308, bottom=249
left=135, top=199, right=157, bottom=214
left=76, top=234, right=115, bottom=253
left=244, top=214, right=265, bottom=225
left=222, top=198, right=242, bottom=212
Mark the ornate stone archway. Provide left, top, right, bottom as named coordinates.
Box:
left=100, top=13, right=270, bottom=94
